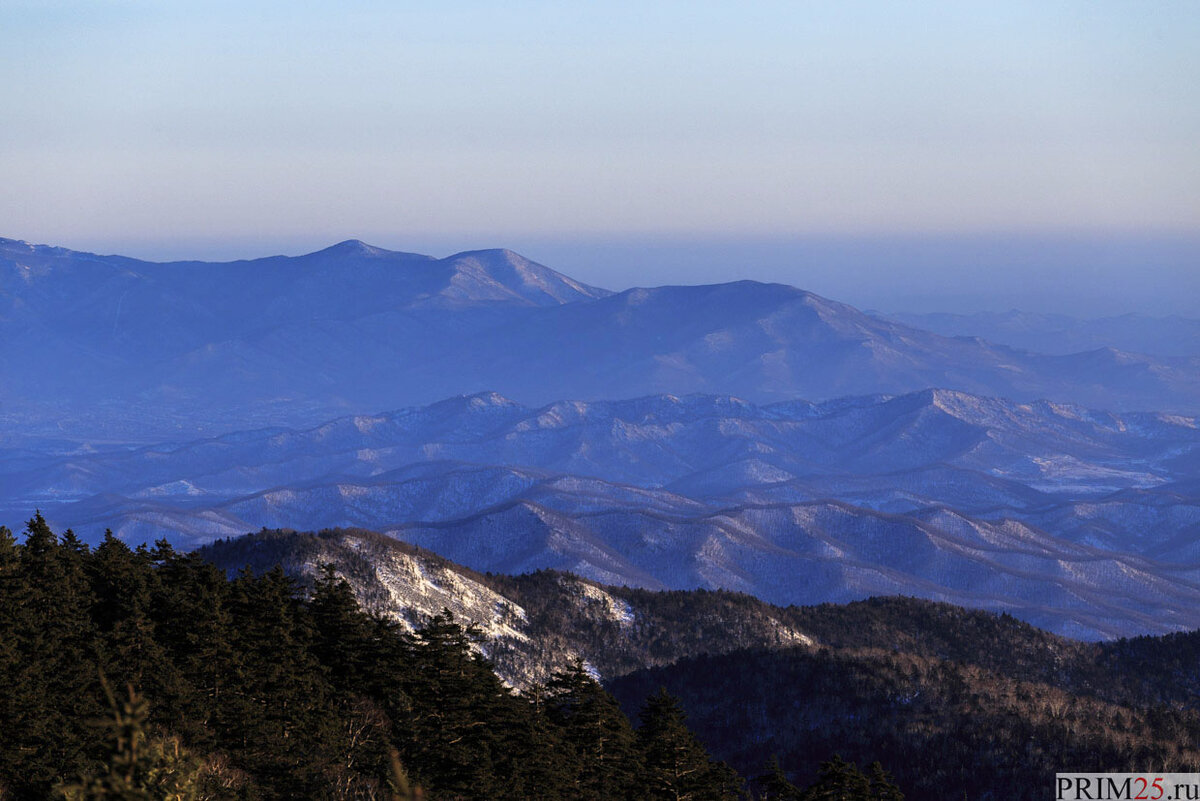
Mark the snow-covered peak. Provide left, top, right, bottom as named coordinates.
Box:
left=439, top=248, right=611, bottom=306
left=312, top=239, right=389, bottom=258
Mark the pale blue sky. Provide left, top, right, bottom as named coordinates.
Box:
left=2, top=1, right=1198, bottom=311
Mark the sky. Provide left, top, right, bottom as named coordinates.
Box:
left=2, top=1, right=1198, bottom=314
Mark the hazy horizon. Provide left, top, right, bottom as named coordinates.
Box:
left=4, top=2, right=1197, bottom=317
left=13, top=229, right=1198, bottom=319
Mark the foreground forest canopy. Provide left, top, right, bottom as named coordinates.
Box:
left=9, top=516, right=1200, bottom=800
left=0, top=516, right=906, bottom=800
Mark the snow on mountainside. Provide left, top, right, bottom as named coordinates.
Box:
left=197, top=527, right=815, bottom=688
left=6, top=388, right=1200, bottom=639
left=0, top=238, right=609, bottom=436
left=9, top=389, right=1194, bottom=520
left=387, top=497, right=1200, bottom=640
left=4, top=237, right=1200, bottom=441
left=5, top=237, right=1200, bottom=640
left=0, top=237, right=608, bottom=316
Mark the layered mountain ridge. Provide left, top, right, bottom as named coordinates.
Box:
left=5, top=237, right=1199, bottom=640
left=4, top=238, right=1199, bottom=442
left=189, top=526, right=1200, bottom=800
left=8, top=386, right=1199, bottom=639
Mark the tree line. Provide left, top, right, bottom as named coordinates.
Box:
left=0, top=516, right=901, bottom=800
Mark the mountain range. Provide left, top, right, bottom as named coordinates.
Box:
left=4, top=237, right=1199, bottom=443
left=4, top=236, right=1200, bottom=640
left=197, top=526, right=1200, bottom=801
left=8, top=386, right=1199, bottom=639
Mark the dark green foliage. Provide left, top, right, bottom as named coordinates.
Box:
left=33, top=521, right=1200, bottom=801
left=785, top=755, right=903, bottom=801
left=308, top=562, right=372, bottom=690
left=393, top=611, right=514, bottom=796
left=58, top=682, right=204, bottom=801
left=636, top=688, right=741, bottom=801
left=32, top=518, right=1172, bottom=800
left=865, top=763, right=904, bottom=801
left=798, top=755, right=871, bottom=800
left=608, top=643, right=1200, bottom=801
left=220, top=566, right=340, bottom=797
left=1, top=517, right=769, bottom=800
left=545, top=659, right=641, bottom=799
left=486, top=570, right=818, bottom=682
left=202, top=530, right=844, bottom=687
left=0, top=514, right=104, bottom=795
left=757, top=756, right=803, bottom=801
left=89, top=532, right=180, bottom=713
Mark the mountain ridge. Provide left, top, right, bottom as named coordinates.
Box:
left=5, top=237, right=1199, bottom=639
left=4, top=237, right=1199, bottom=441
left=7, top=386, right=1198, bottom=639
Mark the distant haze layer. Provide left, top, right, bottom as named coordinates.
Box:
left=37, top=233, right=1200, bottom=319
left=5, top=236, right=1200, bottom=443
left=4, top=2, right=1197, bottom=293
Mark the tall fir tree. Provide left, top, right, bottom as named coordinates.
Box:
left=396, top=610, right=512, bottom=797
left=800, top=755, right=873, bottom=801
left=636, top=687, right=741, bottom=801
left=147, top=551, right=237, bottom=750
left=0, top=515, right=103, bottom=797
left=546, top=658, right=641, bottom=800
left=866, top=762, right=904, bottom=801
left=307, top=563, right=372, bottom=691
left=221, top=566, right=343, bottom=799
left=306, top=563, right=397, bottom=794
left=88, top=532, right=180, bottom=709
left=757, top=755, right=804, bottom=801
left=0, top=518, right=764, bottom=799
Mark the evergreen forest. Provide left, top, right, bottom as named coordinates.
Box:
left=0, top=515, right=904, bottom=800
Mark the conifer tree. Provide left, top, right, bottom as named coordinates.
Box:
left=308, top=562, right=371, bottom=690
left=546, top=658, right=641, bottom=800
left=866, top=762, right=904, bottom=801
left=222, top=566, right=342, bottom=798
left=0, top=523, right=23, bottom=795
left=0, top=518, right=771, bottom=799
left=800, top=755, right=872, bottom=800
left=636, top=687, right=740, bottom=801
left=146, top=551, right=236, bottom=749
left=89, top=533, right=178, bottom=704
left=398, top=610, right=512, bottom=797
left=757, top=755, right=803, bottom=800
left=57, top=682, right=204, bottom=801
left=0, top=514, right=102, bottom=795
left=489, top=682, right=575, bottom=801
left=307, top=563, right=398, bottom=793
left=61, top=528, right=90, bottom=558
left=0, top=524, right=15, bottom=565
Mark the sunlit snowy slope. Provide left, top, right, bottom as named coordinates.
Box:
left=7, top=389, right=1199, bottom=639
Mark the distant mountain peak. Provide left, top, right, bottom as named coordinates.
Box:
left=463, top=390, right=521, bottom=407
left=414, top=391, right=524, bottom=417
left=312, top=239, right=388, bottom=257
left=438, top=248, right=611, bottom=306
left=0, top=237, right=58, bottom=257
left=445, top=247, right=522, bottom=260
